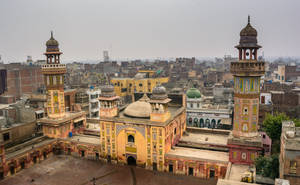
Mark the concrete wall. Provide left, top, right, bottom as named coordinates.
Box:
left=0, top=121, right=37, bottom=147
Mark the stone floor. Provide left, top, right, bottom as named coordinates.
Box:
left=0, top=155, right=218, bottom=185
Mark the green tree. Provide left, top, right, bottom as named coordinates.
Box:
left=263, top=112, right=289, bottom=142
left=255, top=155, right=279, bottom=179
left=263, top=112, right=300, bottom=154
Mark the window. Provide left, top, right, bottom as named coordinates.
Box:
left=169, top=164, right=173, bottom=172
left=233, top=151, right=237, bottom=159
left=128, top=135, right=135, bottom=143
left=188, top=167, right=194, bottom=176
left=250, top=153, right=255, bottom=161
left=197, top=103, right=200, bottom=108
left=242, top=123, right=248, bottom=132
left=241, top=152, right=247, bottom=160
left=3, top=132, right=10, bottom=141
left=243, top=107, right=248, bottom=115
left=174, top=128, right=177, bottom=135
left=290, top=161, right=297, bottom=174
left=190, top=103, right=193, bottom=108
left=139, top=83, right=143, bottom=87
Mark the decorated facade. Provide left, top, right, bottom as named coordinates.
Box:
left=40, top=32, right=86, bottom=139
left=227, top=16, right=265, bottom=165
left=99, top=84, right=186, bottom=170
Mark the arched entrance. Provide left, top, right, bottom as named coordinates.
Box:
left=127, top=156, right=136, bottom=166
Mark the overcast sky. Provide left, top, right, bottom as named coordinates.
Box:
left=0, top=0, right=300, bottom=62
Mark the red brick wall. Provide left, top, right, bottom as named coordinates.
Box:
left=4, top=66, right=44, bottom=98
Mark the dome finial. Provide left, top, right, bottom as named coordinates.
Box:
left=51, top=31, right=53, bottom=39
left=248, top=15, right=250, bottom=24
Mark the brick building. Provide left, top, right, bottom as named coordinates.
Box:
left=1, top=63, right=44, bottom=99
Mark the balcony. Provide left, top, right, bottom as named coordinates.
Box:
left=42, top=64, right=66, bottom=74
left=230, top=61, right=265, bottom=76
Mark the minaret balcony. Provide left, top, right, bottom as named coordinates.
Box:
left=230, top=61, right=265, bottom=76
left=42, top=64, right=66, bottom=74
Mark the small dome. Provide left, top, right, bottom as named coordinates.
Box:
left=240, top=23, right=257, bottom=37
left=236, top=16, right=261, bottom=48
left=46, top=31, right=59, bottom=52
left=100, top=84, right=115, bottom=97
left=240, top=16, right=257, bottom=37
left=186, top=88, right=201, bottom=98
left=46, top=31, right=59, bottom=46
left=124, top=94, right=151, bottom=118
left=152, top=84, right=168, bottom=100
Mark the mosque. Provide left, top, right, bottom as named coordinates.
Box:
left=0, top=16, right=265, bottom=182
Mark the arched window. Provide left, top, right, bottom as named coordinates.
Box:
left=217, top=120, right=221, bottom=128
left=205, top=119, right=210, bottom=128
left=193, top=118, right=198, bottom=127
left=200, top=119, right=204, bottom=128
left=128, top=135, right=135, bottom=143
left=211, top=119, right=216, bottom=128
left=188, top=118, right=193, bottom=126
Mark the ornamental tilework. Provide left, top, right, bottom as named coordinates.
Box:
left=116, top=124, right=145, bottom=138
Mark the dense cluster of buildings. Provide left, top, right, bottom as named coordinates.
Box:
left=0, top=17, right=299, bottom=185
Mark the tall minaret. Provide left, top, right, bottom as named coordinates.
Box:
left=228, top=16, right=265, bottom=165
left=42, top=32, right=66, bottom=119
left=231, top=16, right=265, bottom=137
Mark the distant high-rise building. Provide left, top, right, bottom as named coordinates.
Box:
left=103, top=50, right=109, bottom=62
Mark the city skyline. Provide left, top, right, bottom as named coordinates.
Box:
left=0, top=0, right=300, bottom=62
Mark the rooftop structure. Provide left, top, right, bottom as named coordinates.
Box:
left=186, top=87, right=233, bottom=130
left=227, top=16, right=264, bottom=165
left=40, top=32, right=86, bottom=139
left=279, top=121, right=300, bottom=185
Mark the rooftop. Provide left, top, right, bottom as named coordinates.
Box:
left=227, top=164, right=252, bottom=182
left=180, top=132, right=229, bottom=146
left=104, top=106, right=185, bottom=127
left=39, top=111, right=85, bottom=125
left=165, top=146, right=229, bottom=164
left=6, top=136, right=56, bottom=160
left=65, top=134, right=100, bottom=145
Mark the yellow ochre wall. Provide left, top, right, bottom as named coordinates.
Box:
left=99, top=109, right=186, bottom=171
left=111, top=77, right=169, bottom=97
left=116, top=126, right=147, bottom=165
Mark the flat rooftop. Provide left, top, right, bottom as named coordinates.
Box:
left=217, top=179, right=260, bottom=185
left=6, top=137, right=56, bottom=160
left=65, top=134, right=100, bottom=145
left=166, top=147, right=229, bottom=164
left=39, top=111, right=85, bottom=125
left=0, top=155, right=217, bottom=185
left=180, top=132, right=229, bottom=146
left=227, top=164, right=251, bottom=182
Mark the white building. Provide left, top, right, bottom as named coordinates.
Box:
left=260, top=93, right=272, bottom=105
left=186, top=88, right=233, bottom=129
left=87, top=87, right=101, bottom=119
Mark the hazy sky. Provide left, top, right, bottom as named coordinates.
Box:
left=0, top=0, right=300, bottom=62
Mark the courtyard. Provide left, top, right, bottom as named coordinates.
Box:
left=0, top=155, right=217, bottom=185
